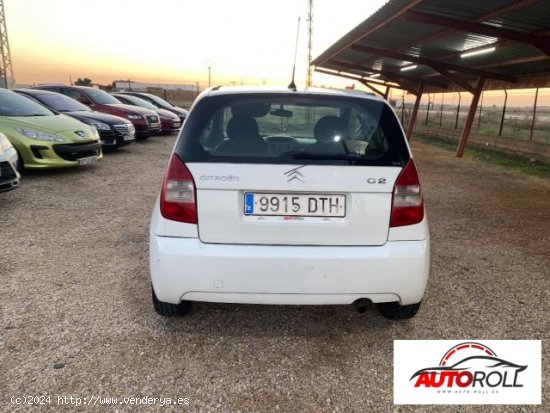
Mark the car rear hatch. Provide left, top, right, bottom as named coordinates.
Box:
left=169, top=92, right=415, bottom=247
left=188, top=163, right=401, bottom=246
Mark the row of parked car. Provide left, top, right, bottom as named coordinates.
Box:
left=0, top=85, right=189, bottom=193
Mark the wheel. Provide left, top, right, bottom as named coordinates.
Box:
left=152, top=286, right=191, bottom=317
left=377, top=301, right=421, bottom=320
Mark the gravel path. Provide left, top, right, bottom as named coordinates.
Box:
left=1, top=135, right=548, bottom=412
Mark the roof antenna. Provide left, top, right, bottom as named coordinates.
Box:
left=288, top=17, right=301, bottom=91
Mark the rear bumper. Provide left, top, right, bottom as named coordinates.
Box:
left=150, top=235, right=430, bottom=306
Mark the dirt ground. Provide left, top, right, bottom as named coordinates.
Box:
left=1, top=135, right=548, bottom=412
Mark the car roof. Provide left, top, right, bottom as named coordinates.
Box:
left=202, top=85, right=381, bottom=101
left=14, top=88, right=57, bottom=96
left=34, top=84, right=94, bottom=91
left=122, top=91, right=154, bottom=96
left=112, top=93, right=143, bottom=100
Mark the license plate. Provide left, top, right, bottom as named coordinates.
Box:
left=244, top=193, right=346, bottom=217
left=77, top=156, right=97, bottom=166
left=123, top=134, right=134, bottom=141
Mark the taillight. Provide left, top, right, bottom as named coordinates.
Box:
left=160, top=154, right=197, bottom=223
left=390, top=159, right=424, bottom=227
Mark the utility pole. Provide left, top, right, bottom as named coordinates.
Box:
left=203, top=61, right=214, bottom=87
left=306, top=0, right=313, bottom=87
left=0, top=0, right=15, bottom=88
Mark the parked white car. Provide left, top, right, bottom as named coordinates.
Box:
left=0, top=132, right=20, bottom=193
left=149, top=87, right=430, bottom=320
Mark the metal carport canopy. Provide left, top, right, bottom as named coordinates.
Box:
left=312, top=0, right=550, bottom=157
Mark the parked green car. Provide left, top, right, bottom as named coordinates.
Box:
left=0, top=89, right=102, bottom=169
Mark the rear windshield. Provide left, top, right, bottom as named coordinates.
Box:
left=176, top=93, right=409, bottom=166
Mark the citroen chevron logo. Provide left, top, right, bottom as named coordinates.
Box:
left=284, top=165, right=306, bottom=183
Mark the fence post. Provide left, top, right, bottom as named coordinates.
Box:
left=425, top=94, right=431, bottom=125
left=477, top=91, right=484, bottom=131
left=499, top=89, right=508, bottom=137
left=455, top=92, right=462, bottom=130
left=529, top=87, right=539, bottom=141
left=439, top=93, right=444, bottom=127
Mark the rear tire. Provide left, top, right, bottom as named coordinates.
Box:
left=377, top=301, right=421, bottom=320
left=152, top=286, right=191, bottom=317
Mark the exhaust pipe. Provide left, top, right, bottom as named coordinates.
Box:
left=354, top=299, right=369, bottom=314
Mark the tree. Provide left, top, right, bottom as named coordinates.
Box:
left=74, top=77, right=92, bottom=86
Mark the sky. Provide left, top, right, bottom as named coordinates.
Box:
left=5, top=0, right=388, bottom=88
left=5, top=0, right=547, bottom=108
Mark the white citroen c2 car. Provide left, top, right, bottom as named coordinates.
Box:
left=149, top=87, right=429, bottom=320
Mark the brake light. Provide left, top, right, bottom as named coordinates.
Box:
left=390, top=159, right=424, bottom=227
left=160, top=154, right=197, bottom=223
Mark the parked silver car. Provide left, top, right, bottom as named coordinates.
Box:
left=0, top=131, right=20, bottom=193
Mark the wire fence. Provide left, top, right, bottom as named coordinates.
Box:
left=118, top=83, right=550, bottom=145
left=145, top=88, right=200, bottom=108
left=112, top=79, right=208, bottom=108
left=393, top=88, right=550, bottom=144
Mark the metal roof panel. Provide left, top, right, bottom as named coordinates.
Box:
left=313, top=0, right=550, bottom=92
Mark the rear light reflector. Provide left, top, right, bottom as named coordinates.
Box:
left=390, top=159, right=424, bottom=227
left=160, top=154, right=197, bottom=223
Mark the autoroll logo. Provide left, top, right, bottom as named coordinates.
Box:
left=410, top=342, right=526, bottom=390
left=394, top=340, right=541, bottom=405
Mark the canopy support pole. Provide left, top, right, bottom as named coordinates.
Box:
left=406, top=83, right=424, bottom=141
left=456, top=77, right=485, bottom=157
